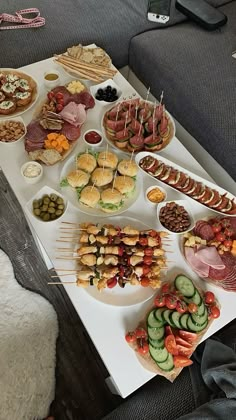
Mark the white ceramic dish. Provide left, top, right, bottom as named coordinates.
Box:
left=0, top=116, right=26, bottom=145
left=25, top=185, right=68, bottom=223
left=145, top=185, right=167, bottom=208
left=59, top=145, right=140, bottom=217
left=90, top=79, right=122, bottom=106
left=21, top=161, right=43, bottom=184
left=77, top=216, right=165, bottom=306
left=44, top=69, right=61, bottom=90
left=101, top=100, right=176, bottom=155
left=83, top=129, right=103, bottom=147
left=0, top=68, right=39, bottom=118
left=157, top=199, right=195, bottom=235
left=136, top=151, right=236, bottom=218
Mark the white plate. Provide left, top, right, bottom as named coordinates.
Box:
left=81, top=216, right=162, bottom=306
left=0, top=68, right=39, bottom=118
left=59, top=145, right=140, bottom=217
left=101, top=100, right=176, bottom=156
left=136, top=151, right=236, bottom=218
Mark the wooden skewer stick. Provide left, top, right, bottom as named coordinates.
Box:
left=48, top=280, right=76, bottom=283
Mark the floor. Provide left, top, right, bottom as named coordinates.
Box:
left=0, top=168, right=122, bottom=420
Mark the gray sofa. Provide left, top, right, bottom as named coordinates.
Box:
left=1, top=0, right=235, bottom=179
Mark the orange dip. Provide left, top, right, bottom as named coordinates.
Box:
left=147, top=187, right=165, bottom=203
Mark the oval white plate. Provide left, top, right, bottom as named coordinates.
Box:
left=81, top=216, right=164, bottom=306
left=135, top=151, right=236, bottom=218
left=59, top=145, right=140, bottom=217
left=0, top=68, right=39, bottom=118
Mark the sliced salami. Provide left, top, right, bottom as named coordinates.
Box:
left=209, top=265, right=230, bottom=281
left=198, top=224, right=215, bottom=241
left=61, top=122, right=81, bottom=141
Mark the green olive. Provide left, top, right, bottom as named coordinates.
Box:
left=38, top=198, right=43, bottom=207
left=50, top=193, right=57, bottom=202
left=57, top=204, right=64, bottom=210
left=41, top=205, right=48, bottom=212
left=55, top=209, right=63, bottom=216
left=43, top=213, right=50, bottom=221
left=43, top=197, right=50, bottom=204
left=33, top=208, right=41, bottom=216
left=39, top=212, right=46, bottom=219
left=50, top=213, right=57, bottom=220
left=49, top=201, right=56, bottom=208
left=48, top=207, right=56, bottom=214
left=33, top=200, right=39, bottom=209
left=56, top=197, right=63, bottom=205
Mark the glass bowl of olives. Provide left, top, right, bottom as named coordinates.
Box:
left=90, top=78, right=122, bottom=106
left=26, top=186, right=68, bottom=223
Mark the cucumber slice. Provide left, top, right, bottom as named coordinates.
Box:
left=157, top=353, right=174, bottom=372
left=187, top=317, right=208, bottom=332
left=184, top=289, right=202, bottom=306
left=149, top=344, right=169, bottom=363
left=180, top=313, right=190, bottom=330
left=174, top=275, right=195, bottom=297
left=149, top=337, right=165, bottom=349
left=191, top=308, right=208, bottom=325
left=196, top=301, right=206, bottom=316
left=148, top=326, right=165, bottom=341
left=147, top=310, right=164, bottom=328
left=162, top=309, right=175, bottom=327
left=170, top=311, right=182, bottom=329
left=154, top=308, right=166, bottom=322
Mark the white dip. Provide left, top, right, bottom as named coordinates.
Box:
left=23, top=164, right=41, bottom=178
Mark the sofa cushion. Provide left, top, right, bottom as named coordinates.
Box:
left=129, top=2, right=236, bottom=180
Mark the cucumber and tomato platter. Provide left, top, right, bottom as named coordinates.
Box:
left=125, top=274, right=220, bottom=379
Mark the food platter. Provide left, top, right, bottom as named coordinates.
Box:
left=75, top=216, right=165, bottom=306
left=60, top=146, right=140, bottom=216
left=136, top=152, right=236, bottom=217
left=0, top=68, right=39, bottom=118
left=101, top=99, right=176, bottom=155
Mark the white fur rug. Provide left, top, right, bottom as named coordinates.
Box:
left=0, top=250, right=58, bottom=420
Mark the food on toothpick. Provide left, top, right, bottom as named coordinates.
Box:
left=97, top=150, right=118, bottom=170
left=91, top=167, right=113, bottom=187
left=117, top=159, right=138, bottom=177
left=66, top=169, right=90, bottom=188
left=76, top=153, right=97, bottom=173
left=79, top=186, right=100, bottom=208
left=113, top=176, right=135, bottom=196
left=99, top=188, right=123, bottom=213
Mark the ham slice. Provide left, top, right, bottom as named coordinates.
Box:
left=195, top=246, right=225, bottom=269
left=59, top=102, right=86, bottom=127
left=185, top=247, right=210, bottom=278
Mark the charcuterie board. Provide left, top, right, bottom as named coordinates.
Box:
left=136, top=152, right=236, bottom=216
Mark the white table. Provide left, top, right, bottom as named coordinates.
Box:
left=0, top=58, right=235, bottom=398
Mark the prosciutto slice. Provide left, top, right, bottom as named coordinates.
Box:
left=185, top=247, right=210, bottom=278
left=195, top=246, right=225, bottom=269
left=59, top=102, right=86, bottom=127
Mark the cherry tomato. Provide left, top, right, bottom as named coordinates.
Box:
left=224, top=228, right=233, bottom=237
left=56, top=103, right=64, bottom=112
left=211, top=223, right=222, bottom=233
left=188, top=303, right=198, bottom=313
left=125, top=332, right=136, bottom=343
left=164, top=335, right=178, bottom=355
left=144, top=247, right=153, bottom=257
left=175, top=336, right=193, bottom=349
left=149, top=230, right=158, bottom=238
left=118, top=247, right=124, bottom=257
left=142, top=265, right=150, bottom=276
left=57, top=98, right=64, bottom=105
left=165, top=294, right=178, bottom=310
left=55, top=92, right=64, bottom=100
left=47, top=91, right=54, bottom=100
left=178, top=331, right=197, bottom=343
left=154, top=294, right=166, bottom=307
left=173, top=355, right=193, bottom=368
left=220, top=218, right=231, bottom=229
left=137, top=339, right=149, bottom=355
left=140, top=277, right=150, bottom=287
left=107, top=277, right=117, bottom=289
left=215, top=232, right=226, bottom=242
left=176, top=345, right=192, bottom=357
left=223, top=239, right=233, bottom=248
left=135, top=328, right=148, bottom=339
left=209, top=305, right=220, bottom=319
left=204, top=291, right=215, bottom=304
left=143, top=256, right=153, bottom=265
left=161, top=282, right=170, bottom=293
left=139, top=237, right=148, bottom=247
left=165, top=326, right=174, bottom=336
left=176, top=300, right=188, bottom=314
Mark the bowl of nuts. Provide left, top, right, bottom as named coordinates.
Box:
left=26, top=185, right=68, bottom=223
left=157, top=200, right=195, bottom=234
left=0, top=117, right=26, bottom=145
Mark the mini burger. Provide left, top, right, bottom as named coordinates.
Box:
left=97, top=151, right=118, bottom=170
left=79, top=186, right=100, bottom=208
left=113, top=175, right=135, bottom=196
left=117, top=159, right=138, bottom=177
left=77, top=153, right=97, bottom=173
left=67, top=169, right=90, bottom=188
left=100, top=188, right=123, bottom=213
left=91, top=167, right=113, bottom=187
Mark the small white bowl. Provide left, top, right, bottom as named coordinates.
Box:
left=157, top=199, right=195, bottom=235
left=26, top=185, right=68, bottom=223
left=44, top=70, right=61, bottom=90
left=145, top=185, right=167, bottom=208
left=90, top=79, right=122, bottom=106
left=0, top=116, right=26, bottom=145
left=21, top=161, right=43, bottom=184
left=83, top=129, right=103, bottom=147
